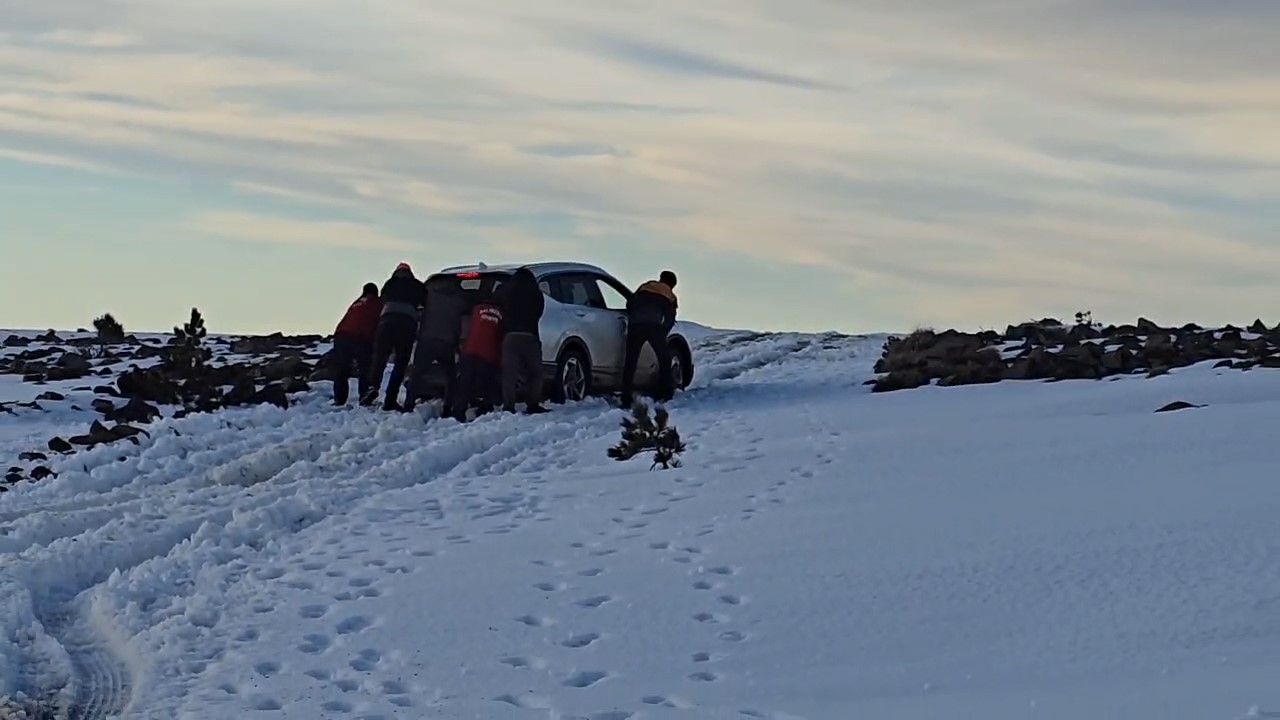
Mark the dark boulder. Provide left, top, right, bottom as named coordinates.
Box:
left=48, top=437, right=73, bottom=453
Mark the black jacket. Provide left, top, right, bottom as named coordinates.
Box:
left=381, top=269, right=426, bottom=320
left=628, top=280, right=677, bottom=332
left=497, top=271, right=544, bottom=337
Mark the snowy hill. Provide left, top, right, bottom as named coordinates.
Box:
left=3, top=327, right=1280, bottom=719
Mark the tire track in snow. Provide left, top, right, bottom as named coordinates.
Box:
left=2, top=398, right=623, bottom=715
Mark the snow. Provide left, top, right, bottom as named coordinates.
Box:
left=3, top=327, right=1280, bottom=719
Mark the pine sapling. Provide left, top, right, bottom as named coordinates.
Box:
left=649, top=405, right=686, bottom=470
left=167, top=307, right=211, bottom=373
left=607, top=400, right=686, bottom=470
left=92, top=312, right=126, bottom=342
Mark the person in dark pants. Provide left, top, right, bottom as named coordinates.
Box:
left=450, top=296, right=504, bottom=421
left=362, top=262, right=426, bottom=411
left=620, top=270, right=679, bottom=407
left=330, top=283, right=382, bottom=406
left=405, top=283, right=466, bottom=413
left=495, top=267, right=547, bottom=414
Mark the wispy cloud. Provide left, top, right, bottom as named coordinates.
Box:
left=190, top=210, right=420, bottom=252
left=2, top=0, right=1278, bottom=331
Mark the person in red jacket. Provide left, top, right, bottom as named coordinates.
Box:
left=450, top=296, right=504, bottom=421
left=331, top=283, right=382, bottom=406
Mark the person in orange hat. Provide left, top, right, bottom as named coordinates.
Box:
left=363, top=262, right=426, bottom=410
left=620, top=270, right=679, bottom=406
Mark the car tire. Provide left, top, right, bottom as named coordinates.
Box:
left=552, top=346, right=591, bottom=404
left=669, top=341, right=691, bottom=392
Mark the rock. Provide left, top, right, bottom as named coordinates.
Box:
left=1136, top=317, right=1165, bottom=334
left=4, top=471, right=21, bottom=484
left=7, top=466, right=22, bottom=476
left=250, top=383, right=289, bottom=409
left=22, top=373, right=45, bottom=383
left=19, top=451, right=47, bottom=462
left=92, top=398, right=116, bottom=415
left=48, top=437, right=73, bottom=453
left=0, top=402, right=11, bottom=415
left=68, top=420, right=148, bottom=447
left=30, top=466, right=56, bottom=481
left=231, top=333, right=325, bottom=355
left=283, top=377, right=310, bottom=394
left=111, top=397, right=161, bottom=424
left=871, top=369, right=930, bottom=392
left=3, top=335, right=31, bottom=347
left=35, top=330, right=61, bottom=343
left=35, top=391, right=66, bottom=402
left=1213, top=359, right=1234, bottom=369
left=1249, top=319, right=1268, bottom=334
left=131, top=344, right=166, bottom=360
left=261, top=354, right=311, bottom=381
left=93, top=385, right=120, bottom=396
left=1155, top=401, right=1201, bottom=413
left=1101, top=347, right=1136, bottom=373
left=96, top=367, right=114, bottom=376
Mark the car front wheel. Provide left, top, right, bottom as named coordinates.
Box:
left=554, top=348, right=591, bottom=403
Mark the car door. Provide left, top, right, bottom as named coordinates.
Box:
left=555, top=273, right=627, bottom=381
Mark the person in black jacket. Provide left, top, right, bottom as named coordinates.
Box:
left=362, top=262, right=426, bottom=410
left=494, top=267, right=548, bottom=414
left=620, top=270, right=678, bottom=407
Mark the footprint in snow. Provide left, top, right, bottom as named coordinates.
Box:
left=575, top=595, right=613, bottom=609
left=562, top=632, right=601, bottom=648
left=298, top=633, right=331, bottom=654
left=336, top=615, right=373, bottom=635
left=564, top=670, right=609, bottom=688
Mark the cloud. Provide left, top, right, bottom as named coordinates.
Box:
left=2, top=0, right=1278, bottom=330
left=189, top=210, right=421, bottom=252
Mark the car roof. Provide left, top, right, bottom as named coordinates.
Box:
left=433, top=261, right=612, bottom=278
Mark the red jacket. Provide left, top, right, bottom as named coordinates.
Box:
left=335, top=295, right=383, bottom=339
left=462, top=303, right=503, bottom=365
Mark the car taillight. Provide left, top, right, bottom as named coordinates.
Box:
left=456, top=272, right=480, bottom=278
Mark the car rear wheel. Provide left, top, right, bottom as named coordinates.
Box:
left=554, top=347, right=591, bottom=403
left=669, top=347, right=688, bottom=392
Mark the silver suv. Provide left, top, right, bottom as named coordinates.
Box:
left=421, top=261, right=694, bottom=403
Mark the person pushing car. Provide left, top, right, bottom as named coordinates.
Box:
left=620, top=270, right=679, bottom=407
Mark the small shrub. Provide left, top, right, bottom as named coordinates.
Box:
left=166, top=307, right=212, bottom=373
left=93, top=313, right=126, bottom=342
left=608, top=400, right=687, bottom=470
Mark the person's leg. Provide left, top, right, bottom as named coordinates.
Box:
left=354, top=337, right=374, bottom=401
left=521, top=335, right=546, bottom=412
left=619, top=324, right=646, bottom=406
left=451, top=355, right=477, bottom=421
left=476, top=359, right=499, bottom=414
left=331, top=336, right=354, bottom=405
left=501, top=335, right=522, bottom=412
left=384, top=320, right=415, bottom=409
left=364, top=322, right=394, bottom=405
left=403, top=336, right=431, bottom=411
left=649, top=326, right=674, bottom=401
left=436, top=340, right=458, bottom=417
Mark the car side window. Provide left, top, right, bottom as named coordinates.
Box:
left=556, top=274, right=608, bottom=309
left=593, top=277, right=629, bottom=312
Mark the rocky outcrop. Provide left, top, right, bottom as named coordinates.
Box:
left=3, top=329, right=335, bottom=489
left=871, top=317, right=1280, bottom=392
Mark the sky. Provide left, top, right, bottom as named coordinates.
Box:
left=1, top=0, right=1278, bottom=336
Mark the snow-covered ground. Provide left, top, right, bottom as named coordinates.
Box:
left=3, top=327, right=1280, bottom=719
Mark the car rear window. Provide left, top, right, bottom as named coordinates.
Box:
left=426, top=271, right=510, bottom=301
